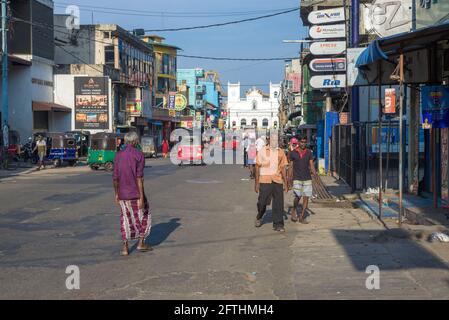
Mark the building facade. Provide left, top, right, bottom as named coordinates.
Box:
left=227, top=82, right=280, bottom=130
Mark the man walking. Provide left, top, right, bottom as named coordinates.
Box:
left=113, top=132, right=152, bottom=256
left=288, top=136, right=317, bottom=224
left=32, top=135, right=46, bottom=170
left=254, top=134, right=288, bottom=232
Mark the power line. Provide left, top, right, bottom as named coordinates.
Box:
left=142, top=7, right=300, bottom=32
left=178, top=54, right=297, bottom=61
left=12, top=17, right=298, bottom=62
left=53, top=3, right=297, bottom=18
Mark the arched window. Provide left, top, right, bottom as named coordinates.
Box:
left=232, top=121, right=236, bottom=127
left=240, top=119, right=247, bottom=127
left=251, top=118, right=258, bottom=128
left=252, top=100, right=257, bottom=110
left=262, top=118, right=269, bottom=127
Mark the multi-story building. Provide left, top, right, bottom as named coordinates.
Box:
left=53, top=18, right=154, bottom=135
left=141, top=35, right=180, bottom=142
left=227, top=82, right=280, bottom=131
left=281, top=58, right=302, bottom=129
left=0, top=0, right=72, bottom=142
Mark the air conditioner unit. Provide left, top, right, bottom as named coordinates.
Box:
left=195, top=85, right=205, bottom=94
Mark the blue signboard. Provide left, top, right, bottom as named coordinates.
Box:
left=325, top=112, right=339, bottom=171
left=421, top=86, right=449, bottom=129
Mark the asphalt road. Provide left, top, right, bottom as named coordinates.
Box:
left=1, top=159, right=449, bottom=299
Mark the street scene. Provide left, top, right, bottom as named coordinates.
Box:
left=1, top=0, right=449, bottom=302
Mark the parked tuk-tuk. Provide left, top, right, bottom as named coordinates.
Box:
left=141, top=135, right=157, bottom=158
left=176, top=130, right=203, bottom=165
left=45, top=132, right=78, bottom=167
left=0, top=130, right=21, bottom=157
left=87, top=132, right=124, bottom=171
left=66, top=131, right=90, bottom=158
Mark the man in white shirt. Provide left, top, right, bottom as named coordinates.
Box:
left=255, top=135, right=266, bottom=153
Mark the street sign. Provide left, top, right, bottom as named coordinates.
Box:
left=308, top=7, right=345, bottom=25
left=310, top=41, right=346, bottom=55
left=310, top=74, right=346, bottom=89
left=310, top=58, right=346, bottom=72
left=309, top=24, right=346, bottom=39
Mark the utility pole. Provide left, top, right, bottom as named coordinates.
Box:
left=1, top=0, right=9, bottom=137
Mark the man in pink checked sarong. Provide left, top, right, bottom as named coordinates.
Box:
left=113, top=131, right=152, bottom=256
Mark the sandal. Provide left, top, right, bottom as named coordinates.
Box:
left=137, top=244, right=153, bottom=252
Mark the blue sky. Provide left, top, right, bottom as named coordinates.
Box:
left=54, top=0, right=307, bottom=94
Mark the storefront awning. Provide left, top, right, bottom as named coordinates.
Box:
left=288, top=110, right=302, bottom=121
left=356, top=21, right=449, bottom=68
left=32, top=101, right=72, bottom=112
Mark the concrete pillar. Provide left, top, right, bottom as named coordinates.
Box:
left=408, top=85, right=419, bottom=195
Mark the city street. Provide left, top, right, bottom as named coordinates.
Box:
left=1, top=159, right=449, bottom=299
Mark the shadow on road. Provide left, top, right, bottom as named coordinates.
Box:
left=148, top=218, right=182, bottom=247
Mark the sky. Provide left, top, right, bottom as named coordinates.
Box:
left=53, top=0, right=307, bottom=95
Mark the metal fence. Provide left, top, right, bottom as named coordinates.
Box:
left=331, top=121, right=409, bottom=192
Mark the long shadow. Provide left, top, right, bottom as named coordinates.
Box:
left=147, top=218, right=182, bottom=246
left=331, top=228, right=449, bottom=271
left=259, top=209, right=289, bottom=225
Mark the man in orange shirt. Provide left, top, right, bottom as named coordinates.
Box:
left=254, top=134, right=288, bottom=232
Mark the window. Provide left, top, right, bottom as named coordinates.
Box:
left=251, top=119, right=257, bottom=127
left=262, top=118, right=269, bottom=127
left=103, top=32, right=110, bottom=39
left=105, top=45, right=115, bottom=66
left=273, top=91, right=278, bottom=98
left=232, top=121, right=236, bottom=127
left=240, top=119, right=246, bottom=127
left=252, top=100, right=257, bottom=110
left=33, top=111, right=48, bottom=130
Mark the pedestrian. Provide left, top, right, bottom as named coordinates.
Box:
left=113, top=131, right=152, bottom=256
left=288, top=136, right=317, bottom=224
left=242, top=134, right=248, bottom=168
left=162, top=138, right=169, bottom=158
left=246, top=137, right=257, bottom=179
left=254, top=134, right=288, bottom=232
left=32, top=135, right=46, bottom=170
left=255, top=135, right=266, bottom=153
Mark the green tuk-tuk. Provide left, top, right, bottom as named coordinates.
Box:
left=87, top=132, right=124, bottom=171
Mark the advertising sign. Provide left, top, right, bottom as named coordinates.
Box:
left=175, top=94, right=188, bottom=111
left=74, top=77, right=109, bottom=130
left=310, top=58, right=346, bottom=72
left=417, top=0, right=449, bottom=28
left=169, top=109, right=176, bottom=117
left=126, top=100, right=142, bottom=116
left=309, top=24, right=346, bottom=39
left=363, top=0, right=412, bottom=37
left=168, top=92, right=176, bottom=110
left=421, top=86, right=449, bottom=129
left=384, top=88, right=396, bottom=114
left=308, top=7, right=345, bottom=25
left=310, top=41, right=346, bottom=55
left=310, top=74, right=346, bottom=89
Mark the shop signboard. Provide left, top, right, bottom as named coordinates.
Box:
left=308, top=7, right=345, bottom=25
left=126, top=100, right=142, bottom=116
left=310, top=74, right=346, bottom=89
left=309, top=24, right=346, bottom=39
left=310, top=58, right=346, bottom=72
left=169, top=109, right=176, bottom=117
left=175, top=94, right=188, bottom=111
left=310, top=41, right=346, bottom=55
left=416, top=0, right=449, bottom=29
left=168, top=92, right=176, bottom=110
left=74, top=76, right=110, bottom=130
left=421, top=86, right=449, bottom=129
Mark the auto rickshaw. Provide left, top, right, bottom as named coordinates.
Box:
left=87, top=132, right=124, bottom=171
left=66, top=131, right=90, bottom=158
left=46, top=132, right=78, bottom=167
left=141, top=135, right=157, bottom=158
left=0, top=130, right=21, bottom=158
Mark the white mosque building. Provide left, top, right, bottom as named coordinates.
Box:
left=227, top=82, right=280, bottom=130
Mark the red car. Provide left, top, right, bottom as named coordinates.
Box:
left=177, top=136, right=203, bottom=165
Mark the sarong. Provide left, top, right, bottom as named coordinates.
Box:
left=119, top=198, right=152, bottom=241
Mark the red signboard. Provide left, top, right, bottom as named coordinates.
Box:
left=384, top=88, right=396, bottom=114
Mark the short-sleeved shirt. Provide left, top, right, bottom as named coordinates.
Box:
left=36, top=140, right=46, bottom=153
left=288, top=148, right=313, bottom=181
left=256, top=146, right=288, bottom=184
left=113, top=145, right=145, bottom=200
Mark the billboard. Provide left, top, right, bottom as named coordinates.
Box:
left=309, top=24, right=346, bottom=39
left=421, top=86, right=449, bottom=129
left=74, top=77, right=109, bottom=130
left=362, top=0, right=412, bottom=37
